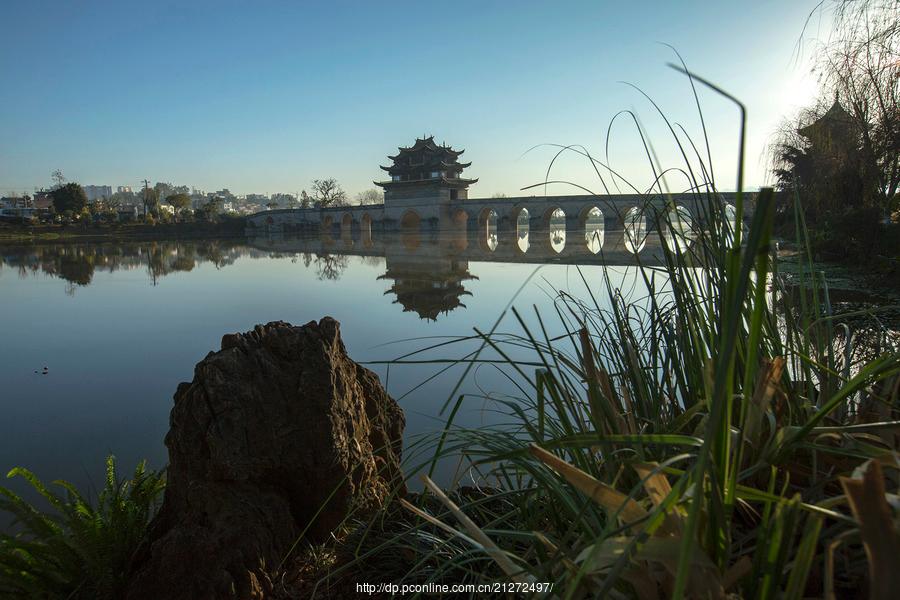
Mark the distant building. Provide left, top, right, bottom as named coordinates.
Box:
left=33, top=197, right=54, bottom=212
left=1, top=196, right=30, bottom=207
left=117, top=186, right=133, bottom=194
left=117, top=204, right=140, bottom=221
left=0, top=197, right=36, bottom=221
left=83, top=185, right=113, bottom=202
left=33, top=190, right=53, bottom=212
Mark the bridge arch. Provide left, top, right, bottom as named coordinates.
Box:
left=723, top=203, right=738, bottom=245
left=514, top=207, right=530, bottom=253
left=623, top=206, right=647, bottom=254
left=321, top=215, right=334, bottom=238
left=340, top=213, right=354, bottom=247
left=400, top=210, right=421, bottom=251
left=477, top=207, right=499, bottom=252
left=661, top=205, right=695, bottom=253
left=579, top=205, right=604, bottom=254
left=539, top=206, right=567, bottom=254
left=449, top=208, right=469, bottom=251
left=361, top=213, right=373, bottom=247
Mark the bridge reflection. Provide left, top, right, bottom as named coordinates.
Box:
left=247, top=225, right=673, bottom=320
left=249, top=220, right=670, bottom=267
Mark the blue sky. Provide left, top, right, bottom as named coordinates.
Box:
left=0, top=0, right=828, bottom=198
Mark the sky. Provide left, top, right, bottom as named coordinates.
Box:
left=0, top=0, right=830, bottom=199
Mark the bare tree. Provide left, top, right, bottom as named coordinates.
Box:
left=314, top=253, right=348, bottom=280
left=355, top=188, right=383, bottom=205
left=310, top=178, right=348, bottom=208
left=51, top=170, right=66, bottom=189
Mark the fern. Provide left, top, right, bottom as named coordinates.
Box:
left=0, top=456, right=164, bottom=599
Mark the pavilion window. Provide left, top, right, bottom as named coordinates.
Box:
left=431, top=171, right=440, bottom=179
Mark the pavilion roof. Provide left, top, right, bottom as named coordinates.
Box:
left=798, top=101, right=857, bottom=139
left=374, top=176, right=478, bottom=189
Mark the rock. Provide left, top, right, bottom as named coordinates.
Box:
left=127, top=318, right=405, bottom=600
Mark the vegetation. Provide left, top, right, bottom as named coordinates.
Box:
left=0, top=457, right=164, bottom=599
left=355, top=188, right=384, bottom=205
left=773, top=0, right=898, bottom=269
left=49, top=183, right=88, bottom=215
left=1, top=5, right=895, bottom=593
left=309, top=178, right=348, bottom=208
left=295, top=66, right=900, bottom=598
left=165, top=193, right=192, bottom=220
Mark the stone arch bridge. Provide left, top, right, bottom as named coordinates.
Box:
left=246, top=192, right=753, bottom=258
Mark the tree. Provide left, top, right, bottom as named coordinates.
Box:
left=266, top=202, right=279, bottom=210
left=142, top=187, right=160, bottom=218
left=109, top=191, right=135, bottom=206
left=355, top=188, right=383, bottom=205
left=50, top=182, right=88, bottom=214
left=51, top=170, right=66, bottom=189
left=165, top=193, right=192, bottom=222
left=310, top=178, right=347, bottom=208
left=154, top=182, right=174, bottom=201
left=300, top=190, right=311, bottom=209
left=787, top=0, right=900, bottom=214
left=199, top=198, right=220, bottom=222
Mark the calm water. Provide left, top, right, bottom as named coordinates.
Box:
left=0, top=232, right=654, bottom=500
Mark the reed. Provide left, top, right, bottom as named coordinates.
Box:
left=328, top=66, right=900, bottom=599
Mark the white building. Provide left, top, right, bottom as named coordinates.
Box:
left=83, top=185, right=113, bottom=202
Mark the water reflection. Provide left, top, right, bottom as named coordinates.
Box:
left=0, top=227, right=671, bottom=320
left=0, top=241, right=243, bottom=294
left=378, top=256, right=477, bottom=321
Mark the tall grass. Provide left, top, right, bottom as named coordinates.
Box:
left=0, top=457, right=164, bottom=599
left=327, top=68, right=900, bottom=599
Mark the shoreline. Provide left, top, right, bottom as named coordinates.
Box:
left=0, top=220, right=247, bottom=245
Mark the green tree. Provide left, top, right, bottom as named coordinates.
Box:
left=199, top=198, right=220, bottom=222
left=165, top=193, right=192, bottom=222
left=50, top=182, right=88, bottom=214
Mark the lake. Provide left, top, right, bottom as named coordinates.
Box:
left=0, top=231, right=658, bottom=501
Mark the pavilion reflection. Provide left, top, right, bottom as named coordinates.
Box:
left=377, top=255, right=477, bottom=321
